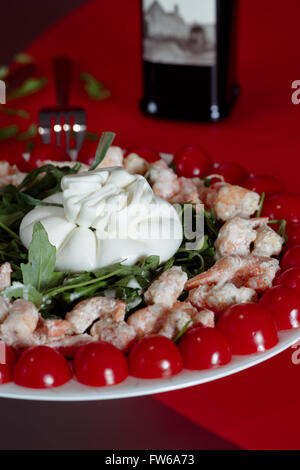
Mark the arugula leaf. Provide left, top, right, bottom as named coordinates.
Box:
left=89, top=131, right=116, bottom=171
left=16, top=123, right=37, bottom=140
left=0, top=105, right=29, bottom=120
left=80, top=73, right=110, bottom=100
left=7, top=77, right=47, bottom=100
left=13, top=53, right=34, bottom=64
left=0, top=124, right=19, bottom=141
left=21, top=222, right=64, bottom=292
left=0, top=66, right=8, bottom=79
left=1, top=282, right=43, bottom=307
left=256, top=192, right=265, bottom=217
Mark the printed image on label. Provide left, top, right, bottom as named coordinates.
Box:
left=142, top=0, right=217, bottom=66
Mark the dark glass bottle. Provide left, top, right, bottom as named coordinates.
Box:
left=140, top=0, right=239, bottom=122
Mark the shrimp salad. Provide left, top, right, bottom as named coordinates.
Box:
left=0, top=133, right=295, bottom=389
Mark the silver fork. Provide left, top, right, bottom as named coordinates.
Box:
left=38, top=56, right=86, bottom=159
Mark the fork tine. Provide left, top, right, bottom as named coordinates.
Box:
left=64, top=114, right=71, bottom=155
left=55, top=114, right=62, bottom=147
left=38, top=111, right=51, bottom=144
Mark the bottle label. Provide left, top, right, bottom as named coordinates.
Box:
left=142, top=0, right=217, bottom=66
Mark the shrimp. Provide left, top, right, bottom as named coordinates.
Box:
left=185, top=255, right=279, bottom=291
left=127, top=304, right=168, bottom=339
left=148, top=160, right=180, bottom=200
left=252, top=225, right=284, bottom=257
left=189, top=282, right=257, bottom=312
left=0, top=297, right=10, bottom=323
left=215, top=217, right=282, bottom=258
left=38, top=319, right=73, bottom=338
left=171, top=177, right=203, bottom=205
left=124, top=153, right=149, bottom=175
left=0, top=262, right=12, bottom=291
left=66, top=296, right=126, bottom=334
left=144, top=266, right=188, bottom=308
left=128, top=301, right=215, bottom=341
left=0, top=161, right=26, bottom=186
left=97, top=146, right=124, bottom=169
left=0, top=299, right=39, bottom=347
left=199, top=182, right=260, bottom=221
left=91, top=318, right=136, bottom=352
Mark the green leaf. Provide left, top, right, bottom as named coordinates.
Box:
left=7, top=77, right=47, bottom=100
left=17, top=192, right=63, bottom=208
left=0, top=66, right=8, bottom=79
left=256, top=192, right=265, bottom=217
left=173, top=320, right=193, bottom=343
left=80, top=73, right=110, bottom=100
left=0, top=104, right=29, bottom=119
left=0, top=124, right=19, bottom=141
left=1, top=282, right=43, bottom=307
left=89, top=131, right=116, bottom=171
left=16, top=123, right=37, bottom=140
left=13, top=53, right=34, bottom=64
left=21, top=222, right=64, bottom=292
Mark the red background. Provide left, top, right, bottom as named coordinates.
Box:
left=1, top=0, right=300, bottom=449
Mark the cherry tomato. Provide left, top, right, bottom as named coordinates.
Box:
left=242, top=174, right=284, bottom=195
left=285, top=223, right=300, bottom=248
left=262, top=193, right=300, bottom=224
left=125, top=146, right=160, bottom=163
left=0, top=345, right=16, bottom=384
left=217, top=303, right=278, bottom=355
left=281, top=245, right=300, bottom=271
left=275, top=266, right=300, bottom=293
left=210, top=162, right=248, bottom=185
left=28, top=143, right=70, bottom=170
left=178, top=326, right=231, bottom=370
left=14, top=346, right=72, bottom=389
left=74, top=341, right=128, bottom=387
left=259, top=285, right=300, bottom=330
left=128, top=335, right=183, bottom=379
left=173, top=146, right=212, bottom=178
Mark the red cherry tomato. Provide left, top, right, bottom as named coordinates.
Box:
left=242, top=174, right=284, bottom=195
left=125, top=146, right=160, bottom=163
left=210, top=162, right=248, bottom=185
left=259, top=285, right=300, bottom=330
left=281, top=245, right=300, bottom=270
left=74, top=341, right=128, bottom=387
left=285, top=223, right=300, bottom=248
left=275, top=266, right=300, bottom=293
left=0, top=345, right=16, bottom=384
left=173, top=146, right=212, bottom=178
left=14, top=346, right=72, bottom=389
left=262, top=193, right=300, bottom=224
left=217, top=303, right=278, bottom=355
left=178, top=326, right=231, bottom=370
left=128, top=335, right=183, bottom=379
left=28, top=143, right=70, bottom=170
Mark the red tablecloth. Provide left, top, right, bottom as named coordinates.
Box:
left=2, top=0, right=300, bottom=450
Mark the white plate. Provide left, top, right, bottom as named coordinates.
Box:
left=0, top=329, right=299, bottom=401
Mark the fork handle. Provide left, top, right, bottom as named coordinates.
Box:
left=53, top=56, right=72, bottom=107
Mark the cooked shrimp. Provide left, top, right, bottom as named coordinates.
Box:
left=215, top=217, right=267, bottom=258
left=185, top=255, right=279, bottom=291
left=199, top=182, right=260, bottom=221
left=0, top=161, right=26, bottom=186
left=144, top=266, right=188, bottom=308
left=91, top=318, right=136, bottom=352
left=97, top=146, right=124, bottom=169
left=0, top=262, right=12, bottom=291
left=66, top=296, right=126, bottom=334
left=189, top=282, right=257, bottom=312
left=245, top=257, right=279, bottom=291
left=124, top=153, right=149, bottom=175
left=157, top=301, right=197, bottom=339
left=171, top=177, right=202, bottom=205
left=38, top=319, right=73, bottom=338
left=193, top=309, right=215, bottom=328
left=0, top=299, right=39, bottom=346
left=127, top=304, right=168, bottom=339
left=252, top=225, right=284, bottom=257
left=148, top=160, right=180, bottom=200
left=0, top=297, right=10, bottom=323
